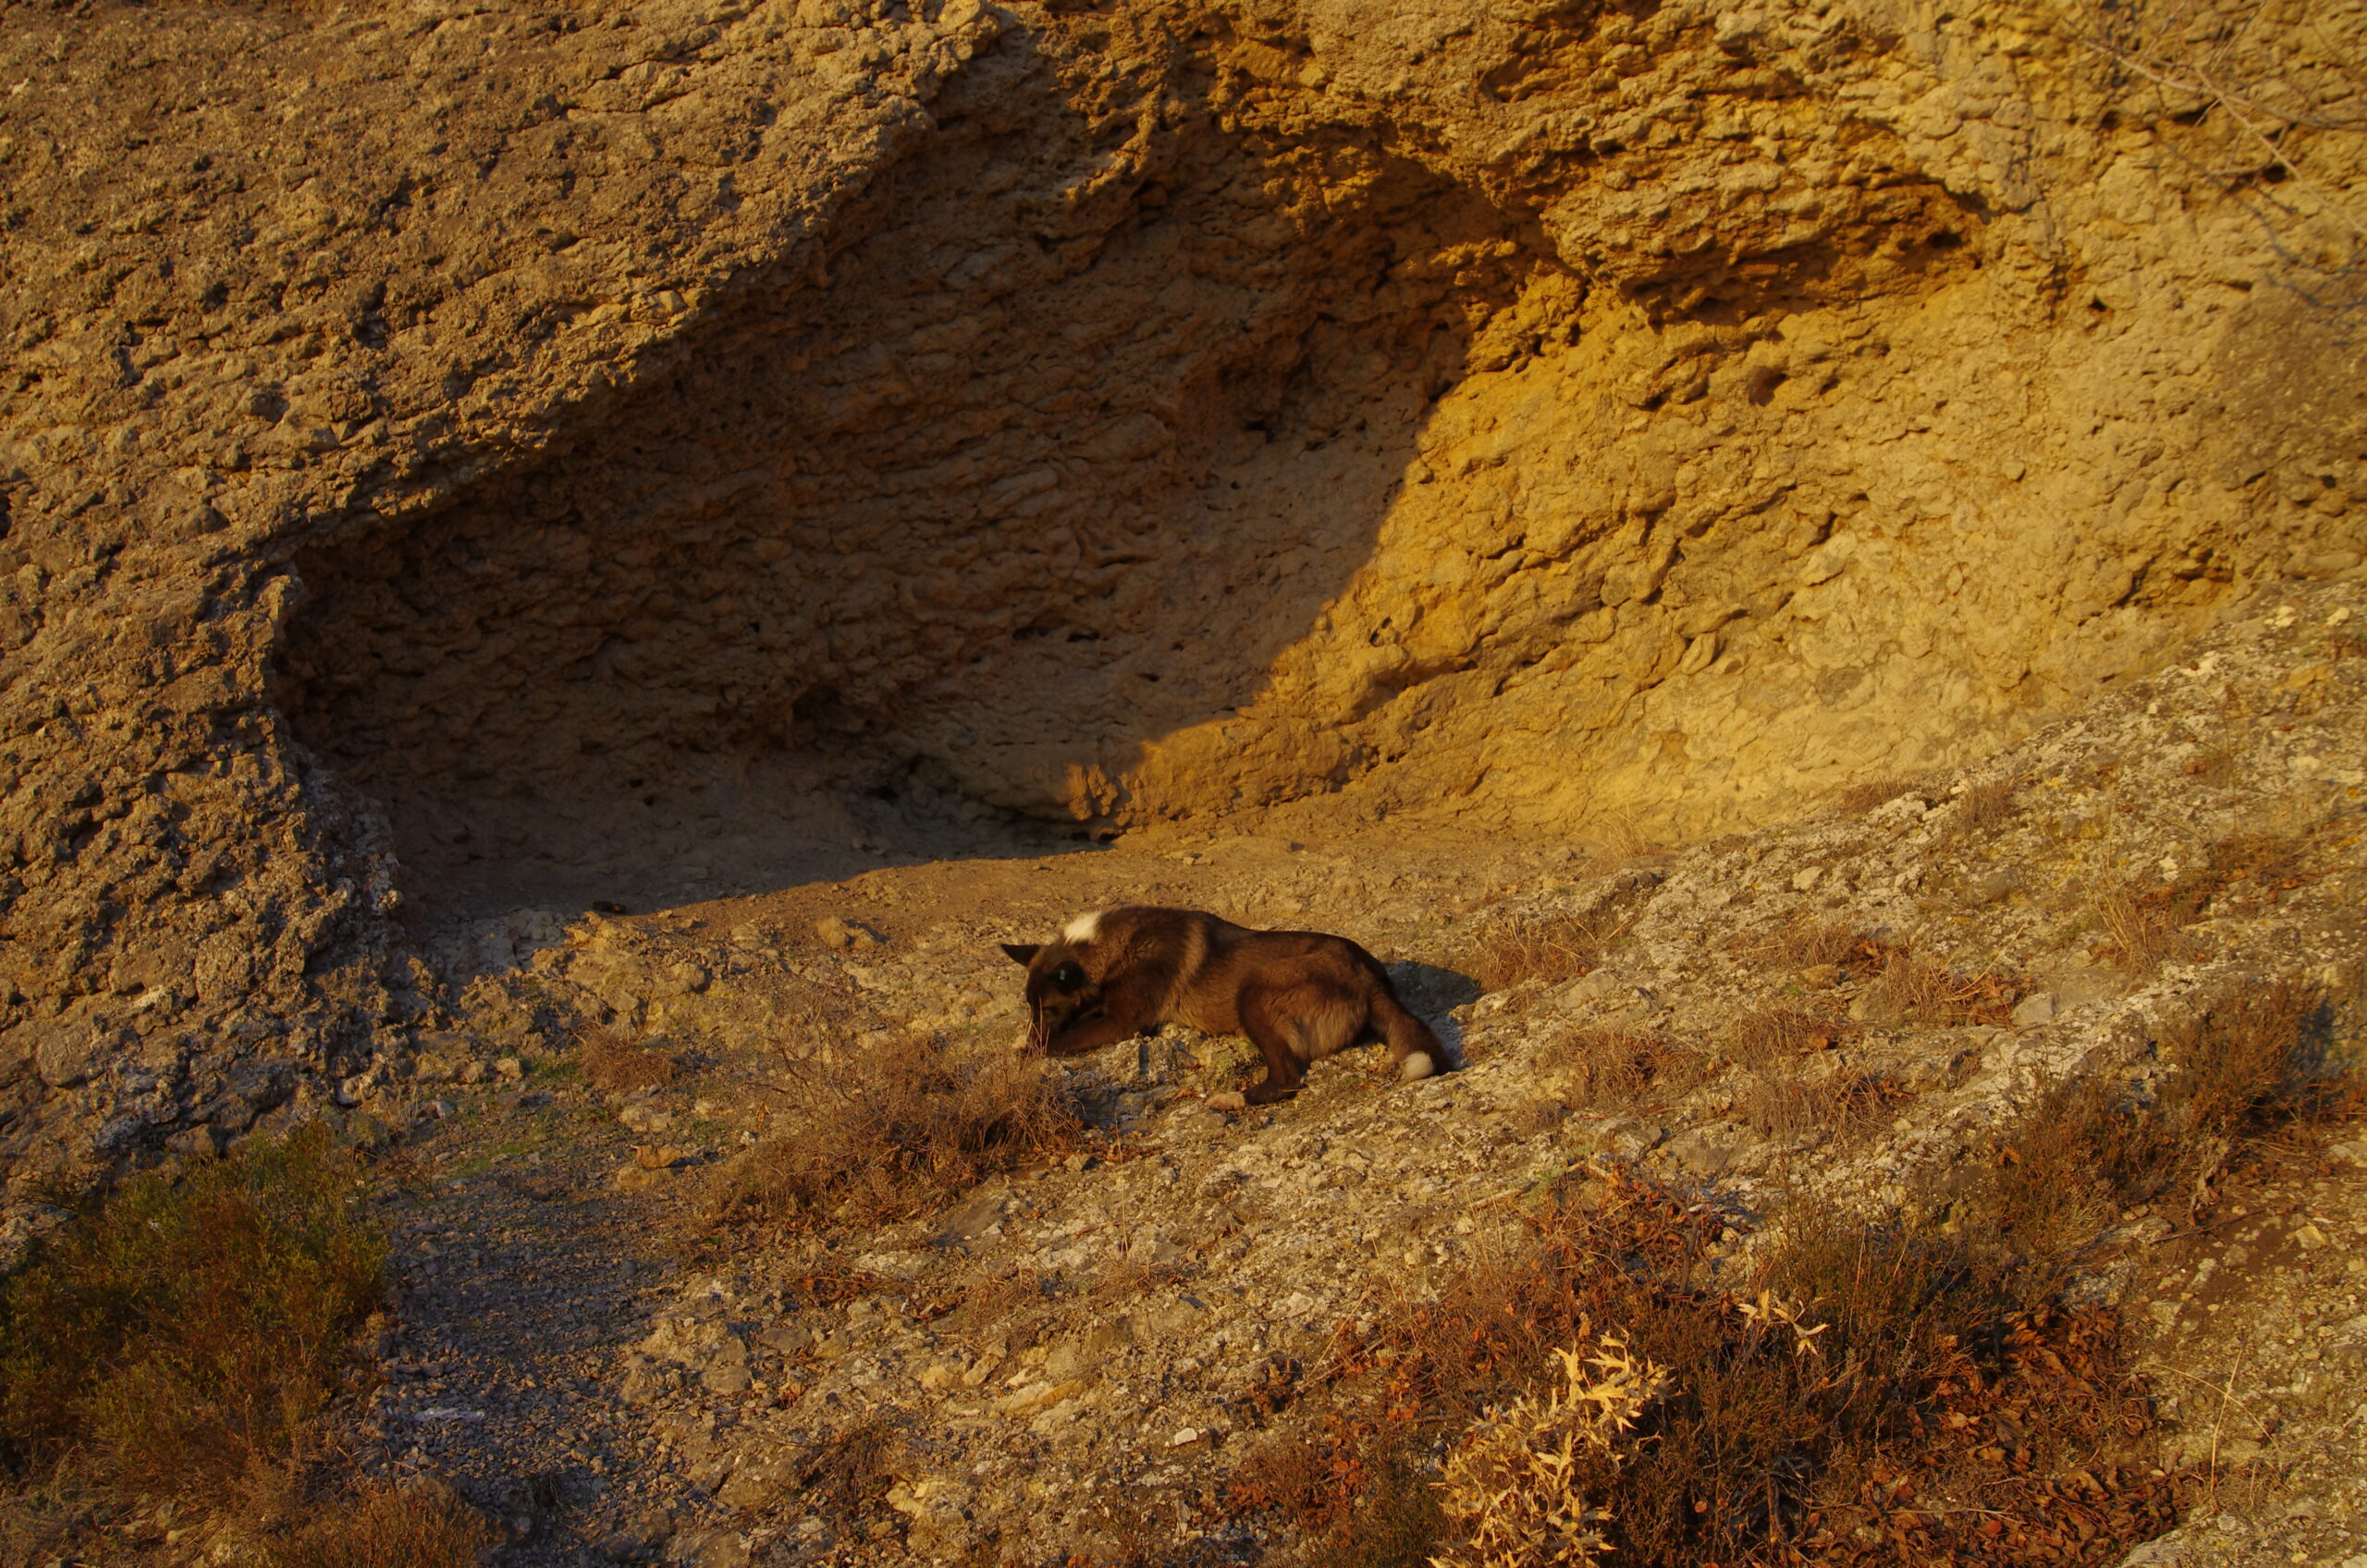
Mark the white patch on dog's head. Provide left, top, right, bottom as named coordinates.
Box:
left=1398, top=1051, right=1435, bottom=1084
left=1061, top=910, right=1105, bottom=945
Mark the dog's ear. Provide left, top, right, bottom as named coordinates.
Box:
left=1000, top=943, right=1040, bottom=966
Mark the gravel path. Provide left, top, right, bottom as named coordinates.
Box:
left=362, top=1097, right=686, bottom=1562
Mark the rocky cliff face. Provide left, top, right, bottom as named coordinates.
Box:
left=1, top=0, right=2361, bottom=1207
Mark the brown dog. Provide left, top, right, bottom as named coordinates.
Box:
left=1000, top=907, right=1444, bottom=1105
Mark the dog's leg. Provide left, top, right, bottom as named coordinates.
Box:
left=1045, top=1011, right=1146, bottom=1058
left=1237, top=990, right=1306, bottom=1105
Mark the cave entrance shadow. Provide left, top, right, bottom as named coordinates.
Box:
left=274, top=18, right=1573, bottom=931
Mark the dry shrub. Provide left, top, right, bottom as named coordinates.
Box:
left=1943, top=776, right=2018, bottom=840
left=1832, top=776, right=1923, bottom=815
left=1539, top=1029, right=1700, bottom=1109
left=2158, top=977, right=2338, bottom=1135
left=792, top=1422, right=899, bottom=1526
left=1860, top=951, right=2019, bottom=1027
left=0, top=1126, right=385, bottom=1501
left=1249, top=1165, right=2179, bottom=1568
left=1467, top=913, right=1616, bottom=991
left=1231, top=1417, right=1444, bottom=1568
left=948, top=1264, right=1054, bottom=1328
left=2093, top=888, right=2188, bottom=974
left=1252, top=981, right=2356, bottom=1566
left=2092, top=832, right=2314, bottom=974
left=1982, top=978, right=2334, bottom=1255
left=1431, top=1335, right=1665, bottom=1568
left=716, top=1036, right=1080, bottom=1232
left=265, top=1479, right=495, bottom=1568
left=1735, top=1065, right=1907, bottom=1144
left=1732, top=917, right=1886, bottom=973
left=1731, top=1006, right=1847, bottom=1069
left=576, top=1027, right=679, bottom=1094
left=1766, top=1215, right=2173, bottom=1562
left=0, top=1486, right=77, bottom=1568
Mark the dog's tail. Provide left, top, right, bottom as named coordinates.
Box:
left=1372, top=991, right=1446, bottom=1083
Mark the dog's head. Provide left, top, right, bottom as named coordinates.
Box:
left=1000, top=941, right=1101, bottom=1053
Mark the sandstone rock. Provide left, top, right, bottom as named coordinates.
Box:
left=701, top=1362, right=754, bottom=1396
left=994, top=1378, right=1088, bottom=1417
left=412, top=1051, right=463, bottom=1084
left=756, top=1320, right=814, bottom=1356
left=163, top=1126, right=221, bottom=1160
left=887, top=1476, right=976, bottom=1558
left=4, top=0, right=2363, bottom=1248
left=815, top=917, right=881, bottom=953
left=620, top=1102, right=676, bottom=1134
left=716, top=1454, right=802, bottom=1512
left=33, top=1028, right=105, bottom=1090
left=664, top=1528, right=750, bottom=1568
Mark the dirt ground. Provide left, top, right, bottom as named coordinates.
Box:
left=297, top=584, right=2367, bottom=1567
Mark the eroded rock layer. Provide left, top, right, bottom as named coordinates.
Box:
left=1, top=0, right=2362, bottom=1205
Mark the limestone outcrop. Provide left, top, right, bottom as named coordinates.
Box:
left=1, top=0, right=2361, bottom=1209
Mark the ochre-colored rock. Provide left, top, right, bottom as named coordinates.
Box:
left=0, top=0, right=2361, bottom=1210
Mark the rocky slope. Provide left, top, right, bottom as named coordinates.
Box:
left=3, top=0, right=2363, bottom=1256
left=231, top=581, right=2361, bottom=1566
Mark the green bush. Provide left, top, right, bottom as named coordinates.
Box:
left=0, top=1124, right=386, bottom=1499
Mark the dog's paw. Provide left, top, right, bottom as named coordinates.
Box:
left=1207, top=1091, right=1248, bottom=1113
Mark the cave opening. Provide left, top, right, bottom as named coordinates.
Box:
left=275, top=50, right=1574, bottom=926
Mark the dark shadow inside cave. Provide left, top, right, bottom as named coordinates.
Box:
left=274, top=22, right=1576, bottom=925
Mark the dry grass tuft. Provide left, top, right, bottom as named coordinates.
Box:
left=576, top=1027, right=680, bottom=1094
left=1943, top=776, right=2018, bottom=840
left=1735, top=1064, right=1909, bottom=1144
left=1731, top=1006, right=1848, bottom=1069
left=1731, top=917, right=1886, bottom=973
left=1981, top=977, right=2335, bottom=1255
left=2093, top=888, right=2189, bottom=974
left=714, top=1035, right=1081, bottom=1233
left=2092, top=831, right=2315, bottom=974
left=0, top=1126, right=385, bottom=1501
left=791, top=1422, right=901, bottom=1527
left=1859, top=951, right=2020, bottom=1027
left=1832, top=775, right=1924, bottom=815
left=264, top=1479, right=496, bottom=1568
left=1466, top=912, right=1620, bottom=992
left=1539, top=1029, right=1702, bottom=1109
left=1737, top=925, right=2016, bottom=1025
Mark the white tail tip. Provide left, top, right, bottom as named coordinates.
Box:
left=1399, top=1051, right=1435, bottom=1083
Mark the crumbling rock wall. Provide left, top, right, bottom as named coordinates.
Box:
left=1, top=0, right=2362, bottom=1214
